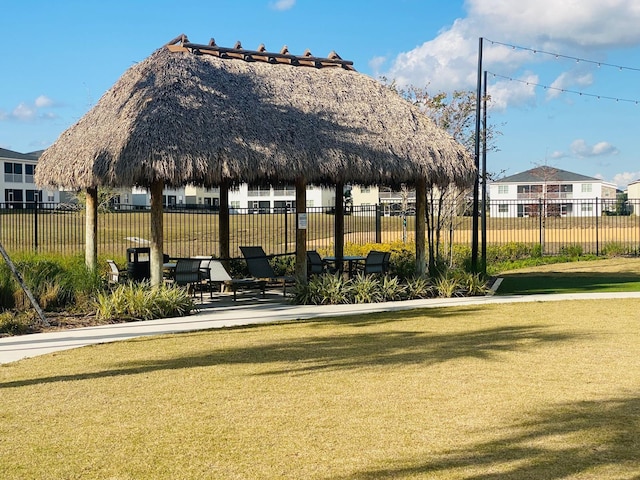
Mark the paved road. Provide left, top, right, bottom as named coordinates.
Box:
left=2, top=291, right=640, bottom=365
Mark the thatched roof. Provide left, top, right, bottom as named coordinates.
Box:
left=36, top=36, right=474, bottom=190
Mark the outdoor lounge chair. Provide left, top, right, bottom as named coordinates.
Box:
left=194, top=257, right=267, bottom=301
left=240, top=246, right=296, bottom=296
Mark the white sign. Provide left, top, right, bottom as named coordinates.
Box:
left=298, top=213, right=308, bottom=229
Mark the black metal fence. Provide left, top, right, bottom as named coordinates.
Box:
left=1, top=199, right=640, bottom=260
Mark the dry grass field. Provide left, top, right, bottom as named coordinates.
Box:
left=2, top=295, right=640, bottom=479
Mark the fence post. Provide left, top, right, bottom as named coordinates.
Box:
left=33, top=199, right=38, bottom=252
left=595, top=197, right=599, bottom=256
left=284, top=207, right=289, bottom=252
left=375, top=204, right=382, bottom=244
left=539, top=198, right=544, bottom=255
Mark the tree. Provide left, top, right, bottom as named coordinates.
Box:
left=384, top=80, right=502, bottom=274
left=71, top=187, right=121, bottom=213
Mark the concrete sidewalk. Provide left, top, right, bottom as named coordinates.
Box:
left=2, top=291, right=640, bottom=365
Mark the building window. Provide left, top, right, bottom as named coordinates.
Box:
left=25, top=164, right=35, bottom=183
left=498, top=204, right=508, bottom=213
left=581, top=183, right=592, bottom=193
left=306, top=200, right=314, bottom=207
left=4, top=162, right=22, bottom=183
left=498, top=185, right=508, bottom=194
left=360, top=186, right=371, bottom=194
left=581, top=203, right=593, bottom=212
left=25, top=190, right=42, bottom=203
left=5, top=189, right=23, bottom=203
left=230, top=201, right=240, bottom=209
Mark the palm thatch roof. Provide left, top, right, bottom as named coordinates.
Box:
left=36, top=35, right=474, bottom=190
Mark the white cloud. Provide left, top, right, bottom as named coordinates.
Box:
left=550, top=150, right=568, bottom=159
left=466, top=0, right=640, bottom=48
left=269, top=0, right=295, bottom=11
left=1, top=96, right=59, bottom=122
left=12, top=103, right=36, bottom=121
left=546, top=70, right=594, bottom=100
left=368, top=56, right=387, bottom=77
left=34, top=95, right=54, bottom=108
left=487, top=73, right=538, bottom=111
left=570, top=139, right=619, bottom=157
left=379, top=0, right=640, bottom=107
left=612, top=171, right=640, bottom=188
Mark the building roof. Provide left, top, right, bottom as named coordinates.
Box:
left=0, top=147, right=39, bottom=161
left=495, top=166, right=599, bottom=184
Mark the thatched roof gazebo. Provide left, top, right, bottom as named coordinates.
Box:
left=36, top=35, right=474, bottom=285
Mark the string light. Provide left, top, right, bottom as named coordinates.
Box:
left=486, top=38, right=640, bottom=73
left=487, top=72, right=640, bottom=104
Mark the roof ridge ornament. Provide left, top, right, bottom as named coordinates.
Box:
left=165, top=34, right=355, bottom=70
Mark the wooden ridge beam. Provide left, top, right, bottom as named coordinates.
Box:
left=166, top=35, right=355, bottom=70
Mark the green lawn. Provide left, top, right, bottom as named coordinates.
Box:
left=2, top=299, right=640, bottom=479
left=496, top=257, right=640, bottom=294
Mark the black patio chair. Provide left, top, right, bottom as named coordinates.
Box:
left=355, top=250, right=388, bottom=275
left=170, top=258, right=206, bottom=300
left=306, top=250, right=327, bottom=276
left=240, top=246, right=296, bottom=296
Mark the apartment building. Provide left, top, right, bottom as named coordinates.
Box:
left=490, top=166, right=617, bottom=218
left=1, top=148, right=59, bottom=207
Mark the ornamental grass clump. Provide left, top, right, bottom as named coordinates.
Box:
left=379, top=274, right=407, bottom=301
left=454, top=271, right=489, bottom=296
left=95, top=282, right=195, bottom=321
left=296, top=273, right=353, bottom=305
left=349, top=273, right=382, bottom=304
left=434, top=274, right=464, bottom=298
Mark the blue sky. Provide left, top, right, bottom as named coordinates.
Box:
left=2, top=0, right=640, bottom=187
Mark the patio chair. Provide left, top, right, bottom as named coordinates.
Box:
left=306, top=250, right=327, bottom=276
left=106, top=259, right=127, bottom=285
left=240, top=246, right=296, bottom=296
left=355, top=250, right=388, bottom=275
left=171, top=258, right=206, bottom=300
left=382, top=251, right=391, bottom=274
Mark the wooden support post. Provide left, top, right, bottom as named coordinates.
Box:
left=295, top=177, right=307, bottom=282
left=334, top=182, right=344, bottom=273
left=415, top=178, right=427, bottom=277
left=149, top=180, right=164, bottom=287
left=219, top=181, right=230, bottom=270
left=85, top=186, right=98, bottom=272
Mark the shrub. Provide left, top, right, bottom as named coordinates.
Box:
left=559, top=244, right=583, bottom=258
left=454, top=271, right=489, bottom=296
left=0, top=311, right=32, bottom=336
left=601, top=242, right=628, bottom=257
left=293, top=273, right=352, bottom=305
left=388, top=249, right=417, bottom=280
left=95, top=283, right=196, bottom=321
left=271, top=255, right=295, bottom=276
left=379, top=275, right=407, bottom=301
left=349, top=274, right=382, bottom=304
left=405, top=276, right=435, bottom=299
left=434, top=274, right=464, bottom=298
left=2, top=253, right=104, bottom=313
